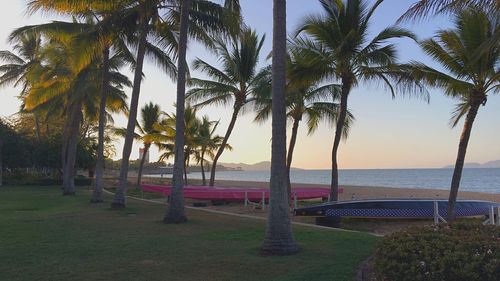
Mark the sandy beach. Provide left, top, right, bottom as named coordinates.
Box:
left=208, top=179, right=500, bottom=202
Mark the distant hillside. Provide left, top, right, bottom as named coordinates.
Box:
left=483, top=160, right=500, bottom=168
left=443, top=160, right=500, bottom=168
left=218, top=161, right=303, bottom=171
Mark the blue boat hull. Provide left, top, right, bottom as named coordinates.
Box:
left=294, top=199, right=500, bottom=219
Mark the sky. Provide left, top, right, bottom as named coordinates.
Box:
left=0, top=0, right=499, bottom=170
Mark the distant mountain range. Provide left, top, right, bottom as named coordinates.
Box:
left=218, top=161, right=303, bottom=171
left=443, top=160, right=500, bottom=169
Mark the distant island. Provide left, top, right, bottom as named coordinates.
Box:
left=218, top=161, right=303, bottom=171
left=443, top=159, right=500, bottom=169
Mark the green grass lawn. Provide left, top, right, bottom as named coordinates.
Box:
left=0, top=186, right=377, bottom=281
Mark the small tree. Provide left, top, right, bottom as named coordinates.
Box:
left=194, top=117, right=231, bottom=185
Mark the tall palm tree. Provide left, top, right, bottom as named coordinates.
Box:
left=406, top=9, right=499, bottom=219
left=165, top=0, right=191, bottom=223
left=165, top=0, right=242, bottom=223
left=113, top=0, right=169, bottom=208
left=187, top=28, right=269, bottom=186
left=293, top=0, right=427, bottom=201
left=261, top=0, right=299, bottom=256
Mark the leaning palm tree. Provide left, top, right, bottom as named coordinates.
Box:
left=187, top=28, right=269, bottom=186
left=115, top=102, right=161, bottom=187
left=406, top=9, right=499, bottom=220
left=164, top=0, right=241, bottom=223
left=293, top=0, right=427, bottom=201
left=112, top=0, right=178, bottom=209
left=261, top=0, right=299, bottom=256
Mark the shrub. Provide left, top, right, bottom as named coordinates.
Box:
left=374, top=221, right=500, bottom=281
left=4, top=169, right=91, bottom=186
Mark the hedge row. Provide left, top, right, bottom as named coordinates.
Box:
left=374, top=222, right=500, bottom=281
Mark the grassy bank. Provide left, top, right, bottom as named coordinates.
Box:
left=0, top=186, right=377, bottom=281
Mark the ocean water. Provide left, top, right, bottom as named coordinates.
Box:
left=147, top=168, right=500, bottom=194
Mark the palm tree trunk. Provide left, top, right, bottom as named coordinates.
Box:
left=34, top=112, right=41, bottom=142
left=286, top=117, right=300, bottom=197
left=61, top=108, right=72, bottom=186
left=261, top=0, right=298, bottom=256
left=0, top=137, right=3, bottom=187
left=62, top=104, right=82, bottom=196
left=61, top=104, right=75, bottom=193
left=164, top=0, right=190, bottom=224
left=209, top=105, right=240, bottom=186
left=184, top=155, right=188, bottom=185
left=201, top=150, right=206, bottom=186
left=137, top=143, right=150, bottom=187
left=447, top=102, right=480, bottom=220
left=112, top=12, right=150, bottom=209
left=330, top=79, right=350, bottom=201
left=92, top=46, right=110, bottom=203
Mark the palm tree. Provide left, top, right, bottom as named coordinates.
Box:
left=16, top=29, right=130, bottom=195
left=165, top=0, right=191, bottom=223
left=113, top=0, right=172, bottom=209
left=165, top=0, right=242, bottom=223
left=115, top=102, right=161, bottom=187
left=0, top=141, right=2, bottom=186
left=406, top=9, right=499, bottom=220
left=187, top=28, right=269, bottom=186
left=156, top=106, right=200, bottom=185
left=255, top=54, right=354, bottom=194
left=154, top=111, right=230, bottom=185
left=0, top=32, right=43, bottom=140
left=293, top=0, right=427, bottom=201
left=260, top=0, right=299, bottom=256
left=194, top=116, right=231, bottom=185
left=28, top=0, right=177, bottom=205
left=136, top=103, right=161, bottom=187
left=399, top=0, right=499, bottom=22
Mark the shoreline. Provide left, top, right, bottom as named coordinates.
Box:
left=200, top=179, right=500, bottom=202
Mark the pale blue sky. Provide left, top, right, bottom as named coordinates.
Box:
left=1, top=0, right=499, bottom=169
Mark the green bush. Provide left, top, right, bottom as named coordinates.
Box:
left=4, top=169, right=91, bottom=186
left=374, top=222, right=500, bottom=281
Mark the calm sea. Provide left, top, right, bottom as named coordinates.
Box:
left=147, top=168, right=500, bottom=194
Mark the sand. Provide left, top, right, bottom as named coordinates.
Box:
left=209, top=179, right=500, bottom=202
